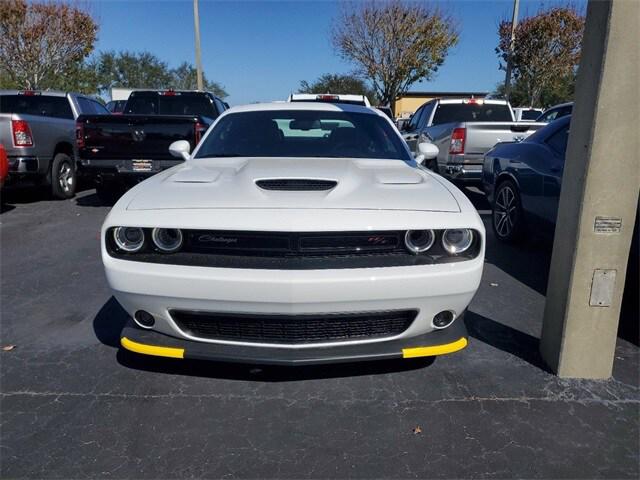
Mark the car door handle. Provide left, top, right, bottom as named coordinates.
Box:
left=550, top=166, right=562, bottom=173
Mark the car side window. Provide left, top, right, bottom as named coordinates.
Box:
left=90, top=99, right=110, bottom=115
left=540, top=109, right=558, bottom=123
left=213, top=98, right=226, bottom=115
left=545, top=125, right=570, bottom=157
left=417, top=102, right=435, bottom=128
left=406, top=106, right=424, bottom=132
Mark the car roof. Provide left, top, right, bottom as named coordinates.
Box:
left=545, top=101, right=574, bottom=110
left=225, top=101, right=381, bottom=115
left=288, top=93, right=371, bottom=107
left=0, top=90, right=69, bottom=97
left=438, top=98, right=509, bottom=105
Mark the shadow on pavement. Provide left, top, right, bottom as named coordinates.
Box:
left=93, top=296, right=436, bottom=381
left=76, top=192, right=116, bottom=208
left=465, top=310, right=550, bottom=372
left=93, top=296, right=129, bottom=348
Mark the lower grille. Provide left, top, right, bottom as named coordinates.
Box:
left=170, top=309, right=417, bottom=344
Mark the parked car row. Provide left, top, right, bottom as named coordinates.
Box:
left=399, top=98, right=545, bottom=184
left=0, top=90, right=109, bottom=198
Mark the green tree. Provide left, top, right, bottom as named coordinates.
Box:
left=91, top=51, right=173, bottom=92
left=494, top=74, right=576, bottom=109
left=298, top=73, right=378, bottom=104
left=90, top=51, right=228, bottom=99
left=0, top=0, right=97, bottom=90
left=496, top=7, right=585, bottom=106
left=170, top=62, right=228, bottom=98
left=332, top=0, right=458, bottom=112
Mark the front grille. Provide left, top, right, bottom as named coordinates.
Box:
left=171, top=309, right=417, bottom=344
left=188, top=230, right=403, bottom=257
left=256, top=179, right=337, bottom=191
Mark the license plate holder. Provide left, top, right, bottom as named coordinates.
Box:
left=131, top=159, right=154, bottom=172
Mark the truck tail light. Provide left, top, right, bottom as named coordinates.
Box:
left=449, top=128, right=466, bottom=155
left=11, top=120, right=33, bottom=147
left=194, top=121, right=207, bottom=144
left=316, top=94, right=340, bottom=101
left=76, top=121, right=85, bottom=149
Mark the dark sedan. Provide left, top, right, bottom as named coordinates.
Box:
left=482, top=115, right=570, bottom=243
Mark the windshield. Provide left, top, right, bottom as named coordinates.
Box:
left=124, top=92, right=217, bottom=117
left=195, top=110, right=411, bottom=160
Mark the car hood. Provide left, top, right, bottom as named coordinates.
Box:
left=126, top=157, right=460, bottom=212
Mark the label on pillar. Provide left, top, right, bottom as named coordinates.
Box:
left=589, top=269, right=617, bottom=307
left=594, top=216, right=622, bottom=234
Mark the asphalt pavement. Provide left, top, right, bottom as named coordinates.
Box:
left=1, top=186, right=638, bottom=479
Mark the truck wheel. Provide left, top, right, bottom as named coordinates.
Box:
left=492, top=180, right=524, bottom=243
left=50, top=153, right=76, bottom=199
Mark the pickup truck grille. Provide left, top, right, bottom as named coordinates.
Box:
left=170, top=309, right=416, bottom=344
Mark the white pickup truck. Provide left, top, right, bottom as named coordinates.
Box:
left=401, top=98, right=545, bottom=185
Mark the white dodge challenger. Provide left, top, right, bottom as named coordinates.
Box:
left=102, top=102, right=485, bottom=365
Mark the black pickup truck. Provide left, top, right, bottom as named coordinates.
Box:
left=76, top=90, right=227, bottom=200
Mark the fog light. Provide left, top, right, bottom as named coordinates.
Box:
left=433, top=310, right=455, bottom=329
left=134, top=310, right=155, bottom=328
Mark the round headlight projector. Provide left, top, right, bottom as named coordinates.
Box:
left=152, top=228, right=183, bottom=253
left=405, top=229, right=435, bottom=254
left=113, top=227, right=145, bottom=252
left=442, top=229, right=474, bottom=254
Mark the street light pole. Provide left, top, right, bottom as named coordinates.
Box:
left=193, top=0, right=204, bottom=90
left=503, top=0, right=520, bottom=102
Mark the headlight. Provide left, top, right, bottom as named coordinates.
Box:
left=442, top=229, right=474, bottom=254
left=405, top=229, right=435, bottom=254
left=113, top=227, right=145, bottom=252
left=152, top=228, right=183, bottom=253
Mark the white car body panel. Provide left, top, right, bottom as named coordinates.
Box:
left=103, top=102, right=485, bottom=360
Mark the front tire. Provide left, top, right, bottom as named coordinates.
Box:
left=492, top=180, right=524, bottom=243
left=50, top=153, right=76, bottom=199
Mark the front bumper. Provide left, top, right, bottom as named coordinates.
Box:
left=120, top=315, right=468, bottom=365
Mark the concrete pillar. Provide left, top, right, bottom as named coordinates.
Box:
left=540, top=0, right=639, bottom=379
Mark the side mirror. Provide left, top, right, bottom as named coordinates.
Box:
left=169, top=140, right=191, bottom=161
left=415, top=142, right=439, bottom=164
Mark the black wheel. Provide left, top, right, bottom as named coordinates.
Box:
left=492, top=180, right=524, bottom=243
left=50, top=153, right=76, bottom=199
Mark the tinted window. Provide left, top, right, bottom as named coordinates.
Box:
left=124, top=92, right=217, bottom=117
left=106, top=100, right=126, bottom=113
left=406, top=106, right=424, bottom=131
left=418, top=102, right=435, bottom=128
left=78, top=97, right=109, bottom=115
left=196, top=110, right=411, bottom=161
left=432, top=102, right=513, bottom=125
left=91, top=100, right=109, bottom=115
left=521, top=109, right=541, bottom=120
left=538, top=108, right=559, bottom=123
left=546, top=125, right=570, bottom=156
left=0, top=95, right=73, bottom=119
left=213, top=98, right=226, bottom=114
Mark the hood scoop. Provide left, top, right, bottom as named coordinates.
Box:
left=256, top=178, right=337, bottom=191
left=170, top=166, right=220, bottom=183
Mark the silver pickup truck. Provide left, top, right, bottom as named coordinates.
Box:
left=0, top=90, right=108, bottom=198
left=402, top=98, right=545, bottom=184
